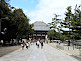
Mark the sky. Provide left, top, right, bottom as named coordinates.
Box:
left=9, top=0, right=81, bottom=24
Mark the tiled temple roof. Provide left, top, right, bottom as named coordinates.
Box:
left=32, top=21, right=50, bottom=31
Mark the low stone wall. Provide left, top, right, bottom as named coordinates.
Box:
left=48, top=43, right=81, bottom=56
left=79, top=50, right=81, bottom=56
left=48, top=43, right=64, bottom=50
left=56, top=45, right=64, bottom=50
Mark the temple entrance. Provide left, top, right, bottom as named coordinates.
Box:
left=37, top=36, right=45, bottom=40
left=34, top=36, right=45, bottom=40
left=37, top=36, right=41, bottom=40
left=32, top=21, right=50, bottom=40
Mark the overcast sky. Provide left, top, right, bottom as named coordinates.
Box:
left=10, top=0, right=81, bottom=24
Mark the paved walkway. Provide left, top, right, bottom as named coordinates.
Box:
left=27, top=45, right=48, bottom=61
left=44, top=44, right=80, bottom=61
left=48, top=43, right=81, bottom=56
left=0, top=43, right=80, bottom=61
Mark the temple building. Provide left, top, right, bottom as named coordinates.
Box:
left=32, top=21, right=50, bottom=40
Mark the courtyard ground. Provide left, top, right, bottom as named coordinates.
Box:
left=0, top=43, right=80, bottom=61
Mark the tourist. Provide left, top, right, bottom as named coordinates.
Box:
left=26, top=42, right=29, bottom=49
left=28, top=41, right=30, bottom=48
left=37, top=40, right=40, bottom=48
left=21, top=41, right=25, bottom=50
left=36, top=42, right=37, bottom=45
left=40, top=40, right=44, bottom=48
left=59, top=41, right=61, bottom=45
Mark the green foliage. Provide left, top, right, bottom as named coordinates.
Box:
left=11, top=9, right=34, bottom=39
left=60, top=5, right=81, bottom=41
left=49, top=14, right=61, bottom=31
left=1, top=0, right=34, bottom=41
left=49, top=4, right=81, bottom=41
left=47, top=30, right=63, bottom=40
left=0, top=0, right=11, bottom=18
left=60, top=6, right=73, bottom=40
left=48, top=14, right=62, bottom=40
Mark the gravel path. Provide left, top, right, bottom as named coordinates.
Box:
left=0, top=46, right=21, bottom=57
left=0, top=43, right=80, bottom=61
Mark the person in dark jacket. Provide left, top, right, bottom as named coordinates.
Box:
left=40, top=40, right=43, bottom=48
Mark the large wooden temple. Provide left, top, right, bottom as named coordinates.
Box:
left=32, top=21, right=50, bottom=41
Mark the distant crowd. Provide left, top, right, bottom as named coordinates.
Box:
left=21, top=40, right=44, bottom=50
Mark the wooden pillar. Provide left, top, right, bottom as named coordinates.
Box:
left=0, top=19, right=1, bottom=36
left=41, top=32, right=42, bottom=40
left=45, top=32, right=46, bottom=40
left=36, top=32, right=37, bottom=40
left=32, top=35, right=33, bottom=40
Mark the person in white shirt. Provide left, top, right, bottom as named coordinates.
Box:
left=37, top=41, right=40, bottom=48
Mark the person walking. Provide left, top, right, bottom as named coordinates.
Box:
left=28, top=41, right=30, bottom=48
left=26, top=42, right=29, bottom=49
left=37, top=41, right=40, bottom=48
left=40, top=40, right=43, bottom=48
left=36, top=41, right=37, bottom=46
left=21, top=41, right=25, bottom=50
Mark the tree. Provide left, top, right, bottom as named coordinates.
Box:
left=61, top=5, right=81, bottom=41
left=49, top=14, right=61, bottom=31
left=48, top=14, right=62, bottom=41
left=48, top=5, right=81, bottom=42
left=71, top=5, right=81, bottom=40
left=0, top=0, right=34, bottom=44
left=0, top=0, right=13, bottom=42
left=60, top=6, right=73, bottom=41
left=47, top=30, right=63, bottom=41
left=12, top=9, right=33, bottom=39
